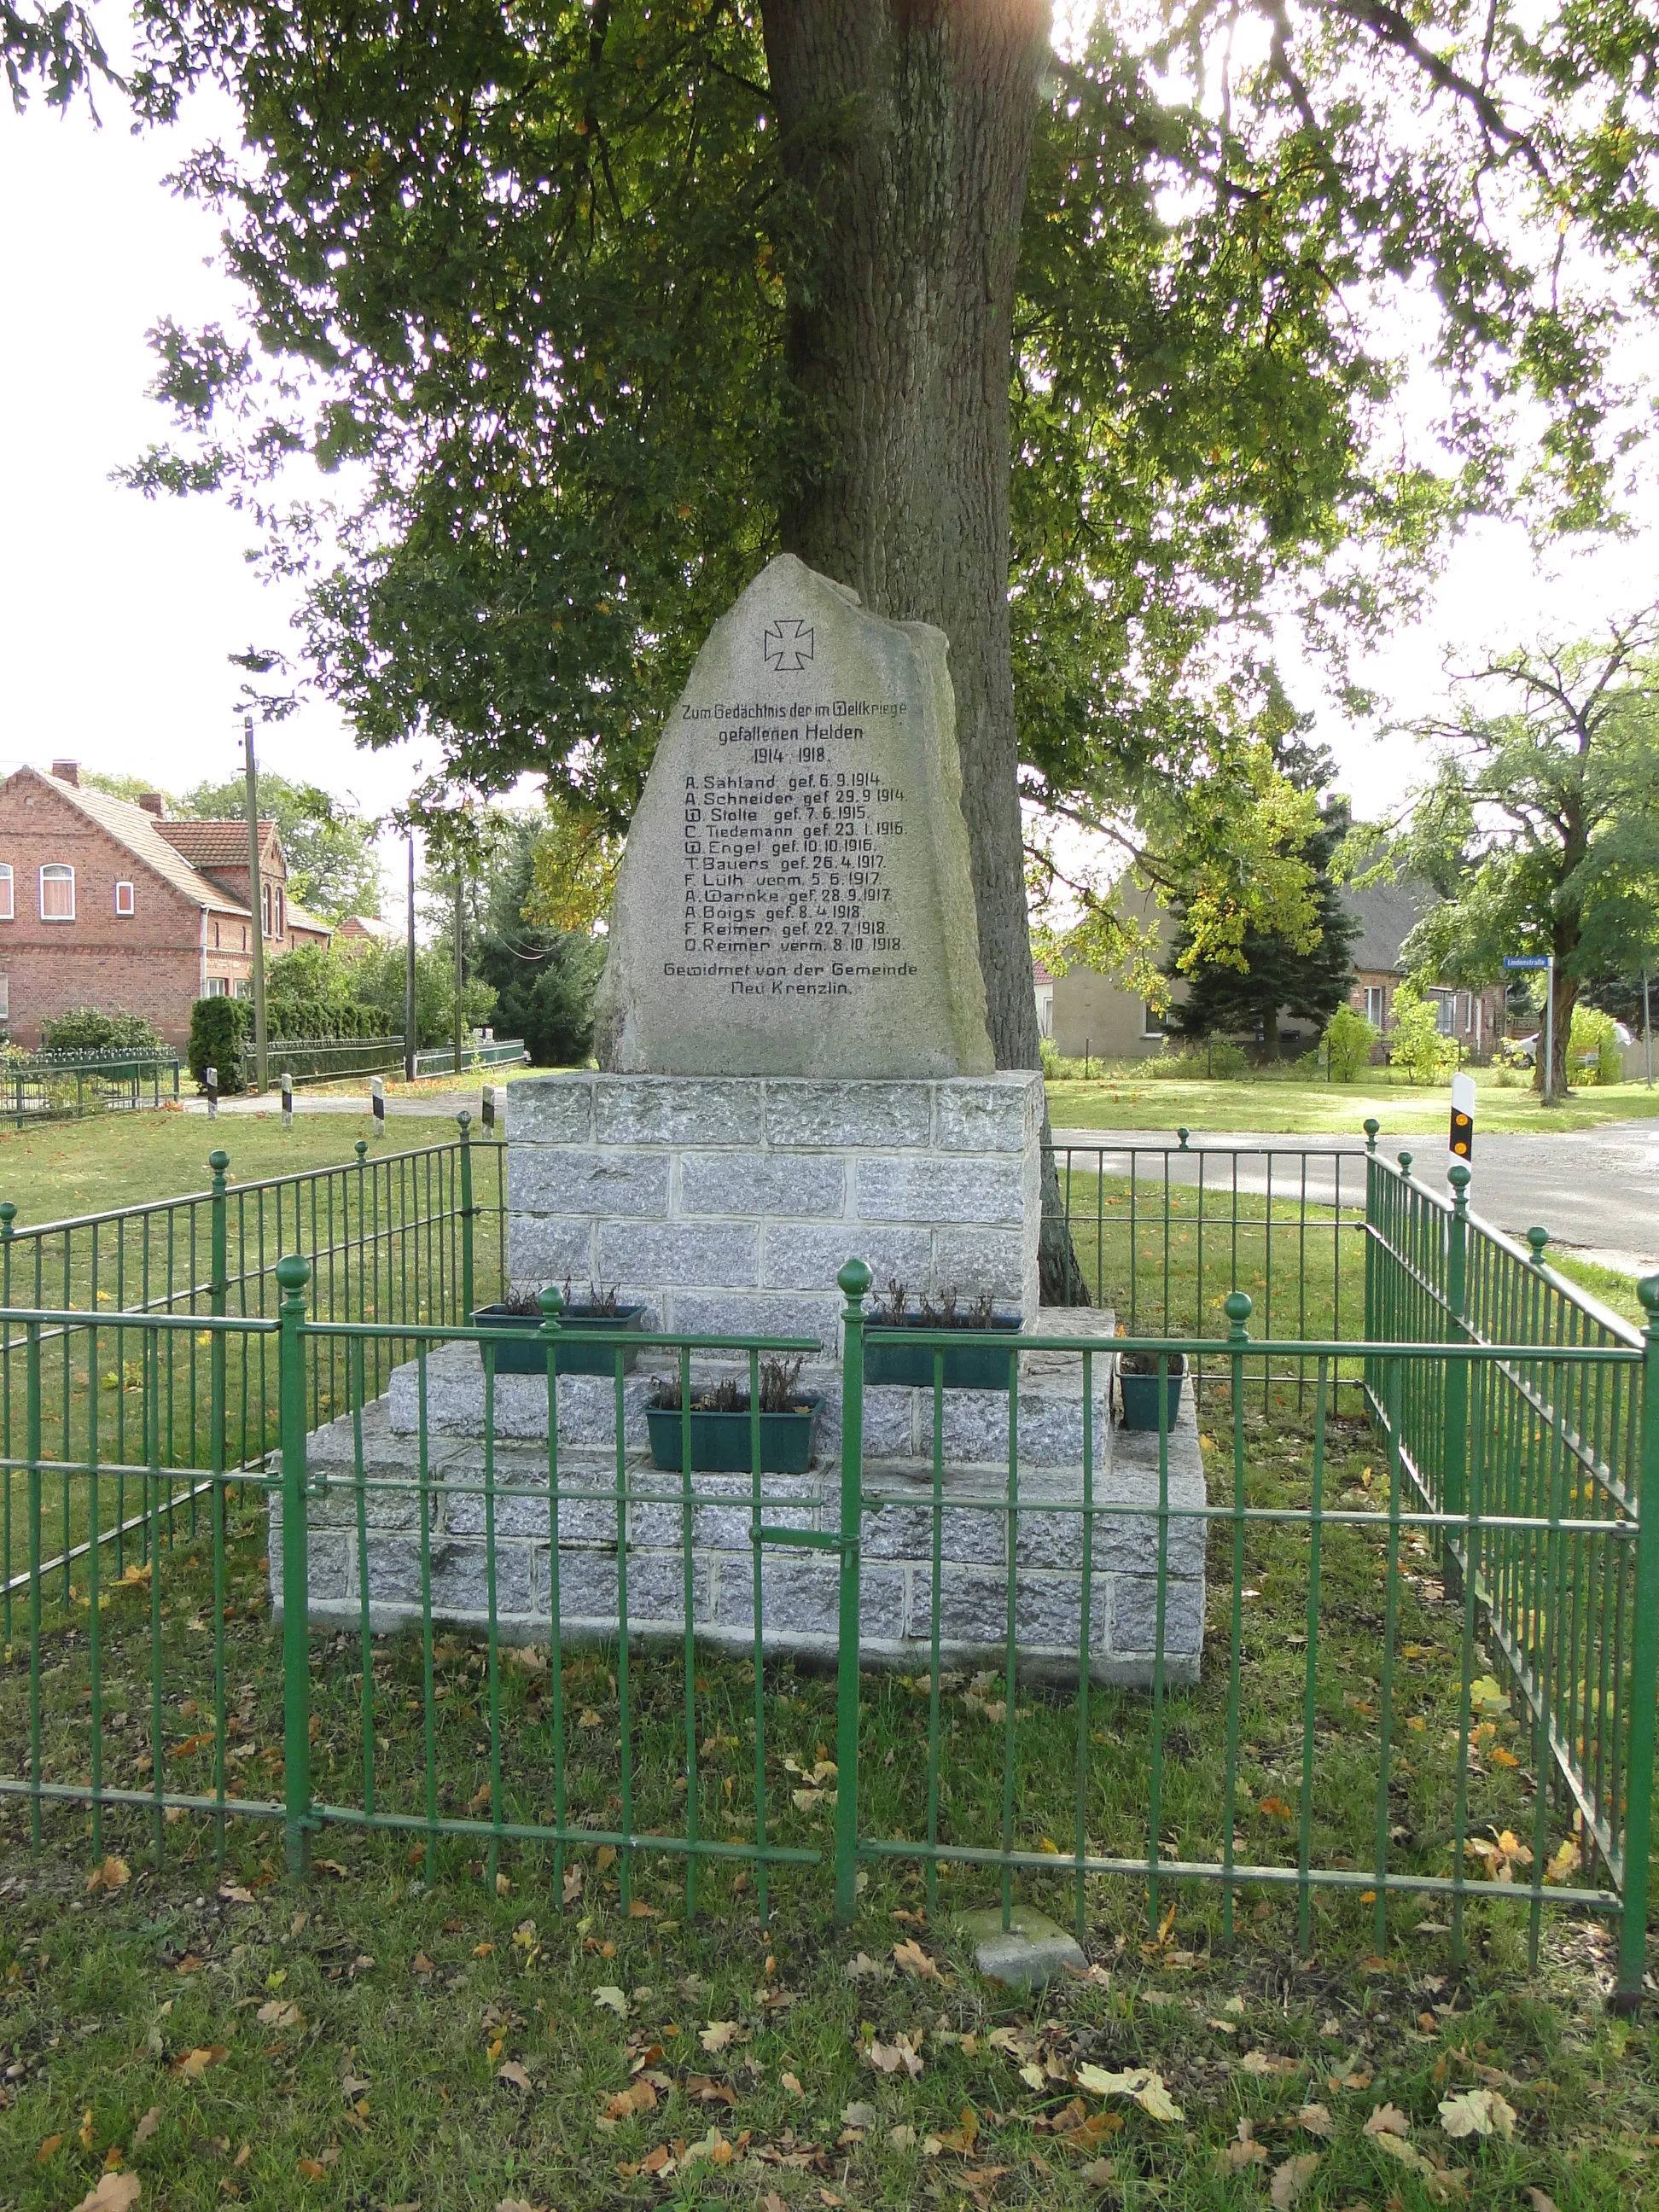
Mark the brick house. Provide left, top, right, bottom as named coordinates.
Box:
left=0, top=760, right=332, bottom=1048
left=1344, top=876, right=1506, bottom=1059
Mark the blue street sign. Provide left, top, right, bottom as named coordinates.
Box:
left=1503, top=955, right=1551, bottom=969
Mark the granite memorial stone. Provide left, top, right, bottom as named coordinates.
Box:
left=594, top=552, right=995, bottom=1078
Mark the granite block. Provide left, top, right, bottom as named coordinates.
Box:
left=933, top=1076, right=1041, bottom=1155
left=853, top=1155, right=1026, bottom=1227
left=679, top=1152, right=846, bottom=1219
left=597, top=1220, right=760, bottom=1289
left=510, top=1147, right=671, bottom=1219
left=764, top=1080, right=934, bottom=1150
left=506, top=1076, right=595, bottom=1144
left=594, top=1079, right=765, bottom=1148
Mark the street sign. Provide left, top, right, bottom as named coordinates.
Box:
left=1449, top=1069, right=1476, bottom=1161
left=1503, top=955, right=1550, bottom=969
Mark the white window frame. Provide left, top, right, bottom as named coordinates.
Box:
left=1141, top=1000, right=1167, bottom=1039
left=274, top=885, right=284, bottom=939
left=39, top=864, right=74, bottom=922
left=262, top=882, right=273, bottom=938
left=0, top=973, right=11, bottom=1022
left=114, top=880, right=135, bottom=917
left=0, top=866, right=13, bottom=923
left=1364, top=985, right=1386, bottom=1026
left=207, top=976, right=230, bottom=998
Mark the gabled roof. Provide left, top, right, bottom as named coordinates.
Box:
left=154, top=819, right=281, bottom=872
left=1340, top=874, right=1435, bottom=975
left=14, top=769, right=252, bottom=917
left=286, top=900, right=333, bottom=940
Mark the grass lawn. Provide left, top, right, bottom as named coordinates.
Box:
left=3, top=1401, right=1655, bottom=2209
left=0, top=1110, right=484, bottom=1234
left=1045, top=1073, right=1659, bottom=1138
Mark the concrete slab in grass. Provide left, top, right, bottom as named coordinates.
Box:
left=958, top=1902, right=1086, bottom=1989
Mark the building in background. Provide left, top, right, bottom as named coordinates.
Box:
left=0, top=760, right=330, bottom=1046
left=1045, top=873, right=1505, bottom=1065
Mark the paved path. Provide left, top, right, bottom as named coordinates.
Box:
left=1051, top=1121, right=1659, bottom=1283
left=188, top=1089, right=490, bottom=1121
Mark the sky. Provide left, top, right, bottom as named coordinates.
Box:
left=2, top=66, right=1656, bottom=904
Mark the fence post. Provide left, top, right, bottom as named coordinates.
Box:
left=1442, top=1162, right=1470, bottom=1593
left=457, top=1110, right=475, bottom=1322
left=209, top=1150, right=229, bottom=1521
left=834, top=1257, right=871, bottom=1926
left=1613, top=1272, right=1659, bottom=2011
left=277, top=1253, right=313, bottom=1879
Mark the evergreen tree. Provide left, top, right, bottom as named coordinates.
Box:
left=1166, top=756, right=1359, bottom=1059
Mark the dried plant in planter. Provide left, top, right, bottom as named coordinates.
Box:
left=872, top=1281, right=998, bottom=1330
left=872, top=1279, right=910, bottom=1323
left=1119, top=1348, right=1185, bottom=1377
left=561, top=1278, right=622, bottom=1316
left=648, top=1359, right=808, bottom=1415
left=497, top=1288, right=546, bottom=1318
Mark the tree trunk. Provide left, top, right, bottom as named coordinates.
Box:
left=762, top=1, right=1087, bottom=1301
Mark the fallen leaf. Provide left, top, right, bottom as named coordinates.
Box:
left=841, top=2100, right=879, bottom=2131
left=562, top=1865, right=584, bottom=1906
left=1074, top=2064, right=1183, bottom=2122
left=1259, top=1797, right=1294, bottom=1819
left=700, top=2020, right=738, bottom=2052
left=38, top=2134, right=63, bottom=2163
left=866, top=2034, right=924, bottom=2079
left=313, top=1859, right=351, bottom=1878
left=1297, top=2103, right=1334, bottom=2138
left=497, top=2061, right=532, bottom=2091
left=1242, top=2050, right=1303, bottom=2079
left=603, top=2079, right=658, bottom=2120
left=297, top=2158, right=327, bottom=2180
left=1544, top=1837, right=1581, bottom=1884
left=592, top=1986, right=628, bottom=2018
left=175, top=2046, right=229, bottom=2079
left=79, top=2108, right=96, bottom=2150
left=255, top=2000, right=304, bottom=2029
left=1528, top=2192, right=1561, bottom=2212
left=844, top=1952, right=886, bottom=1981
left=1216, top=2118, right=1269, bottom=2174
left=782, top=2071, right=803, bottom=2096
left=893, top=1937, right=940, bottom=1980
left=133, top=2109, right=160, bottom=2146
left=1364, top=2104, right=1412, bottom=2139
left=1439, top=2087, right=1516, bottom=2139
left=73, top=2178, right=141, bottom=2212
left=1271, top=2151, right=1319, bottom=2207
left=685, top=2075, right=738, bottom=2109
left=1079, top=2157, right=1117, bottom=2186
left=84, top=1856, right=131, bottom=1894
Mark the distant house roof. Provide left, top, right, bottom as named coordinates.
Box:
left=285, top=901, right=333, bottom=941
left=154, top=819, right=280, bottom=872
left=1342, top=875, right=1434, bottom=975
left=1032, top=958, right=1056, bottom=987
left=25, top=771, right=253, bottom=918
left=339, top=914, right=397, bottom=942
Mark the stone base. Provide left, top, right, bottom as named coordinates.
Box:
left=959, top=1904, right=1088, bottom=1990
left=504, top=1070, right=1045, bottom=1348
left=269, top=1335, right=1208, bottom=1686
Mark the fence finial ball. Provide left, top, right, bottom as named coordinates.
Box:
left=1528, top=1225, right=1551, bottom=1264
left=1639, top=1274, right=1659, bottom=1325
left=838, top=1257, right=873, bottom=1304
left=538, top=1283, right=564, bottom=1327
left=275, top=1253, right=311, bottom=1295
left=1447, top=1161, right=1471, bottom=1201
left=209, top=1149, right=229, bottom=1178
left=1224, top=1290, right=1253, bottom=1335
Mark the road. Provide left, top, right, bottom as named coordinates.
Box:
left=1050, top=1121, right=1659, bottom=1283
left=188, top=1091, right=1656, bottom=1282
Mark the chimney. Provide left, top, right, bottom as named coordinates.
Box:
left=137, top=793, right=166, bottom=818
left=49, top=760, right=80, bottom=788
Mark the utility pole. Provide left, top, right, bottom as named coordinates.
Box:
left=1542, top=952, right=1556, bottom=1105
left=1644, top=969, right=1652, bottom=1089
left=405, top=831, right=417, bottom=1084
left=452, top=867, right=465, bottom=1075
left=243, top=716, right=268, bottom=1095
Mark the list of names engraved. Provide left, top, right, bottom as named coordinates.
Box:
left=673, top=696, right=918, bottom=999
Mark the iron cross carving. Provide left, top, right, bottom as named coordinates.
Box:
left=762, top=616, right=814, bottom=672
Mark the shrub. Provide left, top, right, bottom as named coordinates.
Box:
left=1388, top=980, right=1457, bottom=1086
left=265, top=997, right=392, bottom=1041
left=38, top=1008, right=164, bottom=1055
left=1569, top=1003, right=1622, bottom=1086
left=1322, top=1004, right=1380, bottom=1083
left=188, top=997, right=251, bottom=1092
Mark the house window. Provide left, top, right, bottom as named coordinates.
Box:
left=207, top=977, right=230, bottom=998
left=1364, top=986, right=1386, bottom=1026
left=232, top=977, right=251, bottom=999
left=1141, top=1001, right=1167, bottom=1039
left=0, top=974, right=10, bottom=1022
left=1430, top=989, right=1457, bottom=1035
left=0, top=867, right=12, bottom=922
left=274, top=886, right=284, bottom=938
left=39, top=864, right=74, bottom=922
left=114, top=881, right=135, bottom=917
left=262, top=882, right=273, bottom=938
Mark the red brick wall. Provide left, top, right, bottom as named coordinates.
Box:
left=0, top=772, right=206, bottom=1046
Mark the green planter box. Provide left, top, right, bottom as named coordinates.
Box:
left=471, top=1302, right=646, bottom=1377
left=644, top=1396, right=824, bottom=1476
left=1119, top=1356, right=1185, bottom=1432
left=863, top=1314, right=1022, bottom=1392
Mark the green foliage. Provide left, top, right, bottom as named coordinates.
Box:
left=1388, top=981, right=1458, bottom=1087
left=179, top=774, right=382, bottom=923
left=37, top=1009, right=165, bottom=1056
left=1322, top=1004, right=1381, bottom=1083
left=349, top=945, right=495, bottom=1051
left=1166, top=753, right=1359, bottom=1057
left=1569, top=1004, right=1623, bottom=1086
left=188, top=998, right=251, bottom=1092
left=119, top=0, right=1659, bottom=855
left=2, top=0, right=109, bottom=111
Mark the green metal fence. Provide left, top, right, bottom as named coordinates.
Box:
left=0, top=1115, right=504, bottom=1608
left=0, top=1049, right=182, bottom=1124
left=1, top=1126, right=1656, bottom=2009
